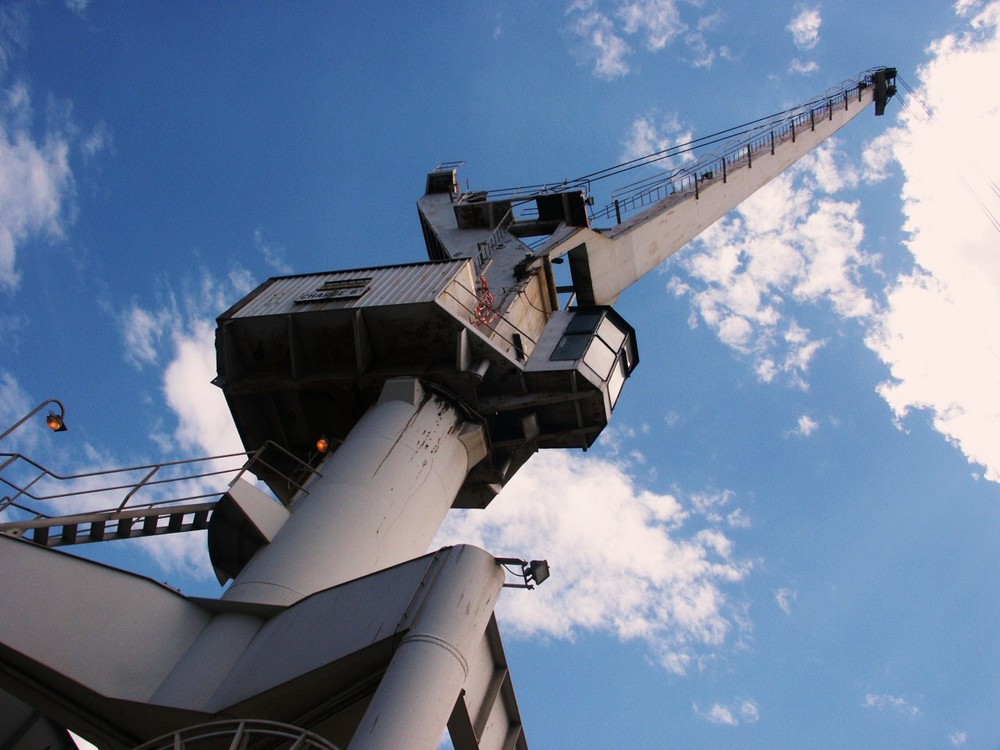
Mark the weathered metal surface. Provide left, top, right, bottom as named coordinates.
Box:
left=225, top=260, right=472, bottom=319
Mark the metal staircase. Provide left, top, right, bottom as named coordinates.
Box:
left=0, top=441, right=315, bottom=548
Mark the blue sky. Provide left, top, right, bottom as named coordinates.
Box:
left=2, top=1, right=999, bottom=749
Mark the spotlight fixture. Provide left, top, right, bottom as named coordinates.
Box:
left=316, top=436, right=330, bottom=454
left=525, top=559, right=550, bottom=586
left=497, top=557, right=550, bottom=589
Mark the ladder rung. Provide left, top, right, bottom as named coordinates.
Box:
left=117, top=517, right=134, bottom=538
left=168, top=512, right=184, bottom=532
left=192, top=509, right=211, bottom=529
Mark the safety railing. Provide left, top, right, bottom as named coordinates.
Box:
left=0, top=440, right=320, bottom=546
left=588, top=71, right=880, bottom=226
left=474, top=207, right=516, bottom=272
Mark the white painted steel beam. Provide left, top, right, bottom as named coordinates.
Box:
left=547, top=88, right=877, bottom=306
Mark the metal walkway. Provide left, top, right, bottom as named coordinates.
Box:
left=0, top=441, right=318, bottom=548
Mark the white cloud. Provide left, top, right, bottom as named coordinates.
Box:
left=654, top=4, right=1000, bottom=483
left=949, top=730, right=968, bottom=746
left=122, top=304, right=178, bottom=367
left=0, top=82, right=74, bottom=291
left=670, top=143, right=874, bottom=389
left=787, top=6, right=822, bottom=50
left=0, top=4, right=29, bottom=80
left=254, top=228, right=293, bottom=275
left=162, top=317, right=243, bottom=457
left=620, top=113, right=697, bottom=176
left=436, top=451, right=750, bottom=675
left=697, top=702, right=736, bottom=725
left=617, top=0, right=684, bottom=51
left=863, top=1, right=1000, bottom=481
left=81, top=121, right=110, bottom=161
left=694, top=698, right=759, bottom=725
left=133, top=531, right=213, bottom=582
left=740, top=699, right=760, bottom=723
left=0, top=369, right=35, bottom=451
left=115, top=271, right=255, bottom=577
left=121, top=271, right=251, bottom=458
left=566, top=1, right=727, bottom=77
left=568, top=2, right=632, bottom=79
left=793, top=414, right=819, bottom=437
left=863, top=693, right=921, bottom=718
left=774, top=587, right=796, bottom=614
left=789, top=58, right=819, bottom=75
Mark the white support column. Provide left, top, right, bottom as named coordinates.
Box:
left=224, top=378, right=488, bottom=606
left=347, top=545, right=505, bottom=750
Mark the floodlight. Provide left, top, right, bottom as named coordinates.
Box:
left=525, top=559, right=549, bottom=586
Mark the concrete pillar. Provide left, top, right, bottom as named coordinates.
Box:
left=347, top=545, right=504, bottom=750
left=223, top=378, right=487, bottom=606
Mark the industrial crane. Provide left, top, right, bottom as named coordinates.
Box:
left=0, top=68, right=896, bottom=750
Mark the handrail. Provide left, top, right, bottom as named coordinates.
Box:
left=0, top=440, right=319, bottom=523
left=588, top=71, right=879, bottom=226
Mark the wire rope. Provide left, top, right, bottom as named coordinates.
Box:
left=483, top=69, right=887, bottom=199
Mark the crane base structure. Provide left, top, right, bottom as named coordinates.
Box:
left=0, top=68, right=895, bottom=750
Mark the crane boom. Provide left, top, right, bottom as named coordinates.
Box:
left=549, top=69, right=895, bottom=305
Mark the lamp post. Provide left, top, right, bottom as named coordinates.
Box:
left=0, top=399, right=68, bottom=443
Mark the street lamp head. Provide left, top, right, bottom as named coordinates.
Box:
left=46, top=411, right=67, bottom=432
left=0, top=397, right=69, bottom=443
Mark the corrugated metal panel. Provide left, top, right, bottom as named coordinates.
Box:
left=228, top=260, right=471, bottom=319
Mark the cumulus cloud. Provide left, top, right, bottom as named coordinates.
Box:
left=121, top=270, right=252, bottom=458
left=669, top=142, right=875, bottom=389
left=435, top=451, right=751, bottom=675
left=0, top=82, right=74, bottom=290
left=863, top=1, right=1000, bottom=481
left=694, top=698, right=760, bottom=725
left=621, top=112, right=697, bottom=172
left=655, top=3, right=1000, bottom=482
left=787, top=6, right=822, bottom=50
left=568, top=1, right=633, bottom=79
left=117, top=271, right=255, bottom=577
left=618, top=0, right=684, bottom=51
left=566, top=0, right=727, bottom=78
left=792, top=414, right=819, bottom=437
